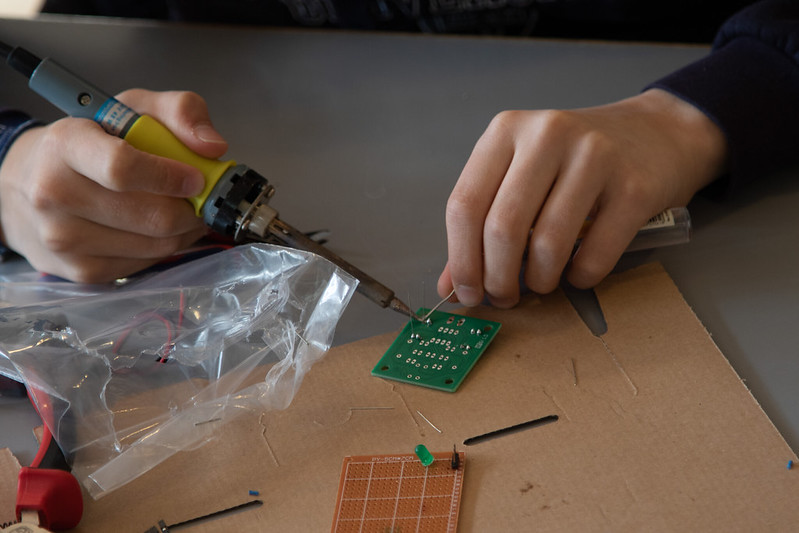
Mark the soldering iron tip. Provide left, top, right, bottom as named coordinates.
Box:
left=389, top=297, right=422, bottom=321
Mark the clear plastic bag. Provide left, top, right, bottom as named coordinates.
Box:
left=0, top=243, right=357, bottom=498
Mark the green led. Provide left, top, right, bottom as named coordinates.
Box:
left=415, top=444, right=434, bottom=467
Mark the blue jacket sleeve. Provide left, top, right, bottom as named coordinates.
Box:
left=0, top=109, right=40, bottom=259
left=0, top=108, right=39, bottom=164
left=647, top=0, right=799, bottom=193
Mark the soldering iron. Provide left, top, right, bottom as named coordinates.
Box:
left=0, top=41, right=418, bottom=319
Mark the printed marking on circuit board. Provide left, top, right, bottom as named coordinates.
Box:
left=371, top=309, right=501, bottom=392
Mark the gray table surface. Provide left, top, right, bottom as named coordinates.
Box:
left=0, top=16, right=796, bottom=468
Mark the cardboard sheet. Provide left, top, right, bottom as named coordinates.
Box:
left=71, top=263, right=797, bottom=531
left=0, top=448, right=21, bottom=528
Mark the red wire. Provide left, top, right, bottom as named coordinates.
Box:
left=27, top=388, right=54, bottom=469
left=112, top=289, right=186, bottom=362
left=26, top=290, right=189, bottom=471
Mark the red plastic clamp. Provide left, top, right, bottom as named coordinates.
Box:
left=16, top=467, right=83, bottom=531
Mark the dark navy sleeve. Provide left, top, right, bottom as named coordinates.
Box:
left=0, top=109, right=41, bottom=260
left=0, top=108, right=40, bottom=165
left=647, top=0, right=799, bottom=192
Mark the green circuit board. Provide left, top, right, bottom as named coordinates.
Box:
left=371, top=309, right=501, bottom=392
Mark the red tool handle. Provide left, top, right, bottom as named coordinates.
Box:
left=16, top=467, right=83, bottom=531
left=16, top=386, right=83, bottom=530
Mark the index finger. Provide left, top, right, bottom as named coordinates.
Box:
left=117, top=89, right=229, bottom=160
left=63, top=119, right=205, bottom=197
left=445, top=116, right=515, bottom=306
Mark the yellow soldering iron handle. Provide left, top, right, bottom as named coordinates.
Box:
left=123, top=115, right=236, bottom=216
left=16, top=52, right=241, bottom=219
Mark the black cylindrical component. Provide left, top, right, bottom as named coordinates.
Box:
left=6, top=46, right=41, bottom=79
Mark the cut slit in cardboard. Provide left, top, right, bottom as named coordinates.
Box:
left=27, top=262, right=799, bottom=531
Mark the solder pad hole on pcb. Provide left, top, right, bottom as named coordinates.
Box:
left=371, top=308, right=501, bottom=392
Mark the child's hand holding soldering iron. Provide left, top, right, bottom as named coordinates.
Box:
left=0, top=89, right=228, bottom=282
left=437, top=89, right=729, bottom=308
left=0, top=87, right=728, bottom=302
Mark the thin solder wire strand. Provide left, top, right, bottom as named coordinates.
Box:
left=408, top=289, right=416, bottom=337
left=416, top=288, right=456, bottom=322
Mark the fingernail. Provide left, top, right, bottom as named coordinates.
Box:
left=455, top=285, right=482, bottom=307
left=194, top=123, right=226, bottom=144
left=489, top=296, right=517, bottom=309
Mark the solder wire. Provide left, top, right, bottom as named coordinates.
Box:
left=416, top=288, right=456, bottom=323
